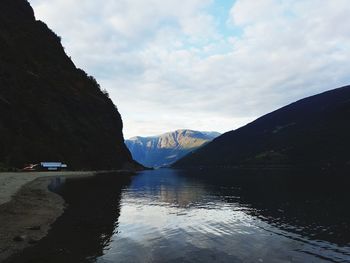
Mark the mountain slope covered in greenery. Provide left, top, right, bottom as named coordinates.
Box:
left=174, top=86, right=350, bottom=171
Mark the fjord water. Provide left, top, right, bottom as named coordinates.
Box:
left=9, top=169, right=350, bottom=263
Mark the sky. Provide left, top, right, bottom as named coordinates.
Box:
left=28, top=0, right=350, bottom=138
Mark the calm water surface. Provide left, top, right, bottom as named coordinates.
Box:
left=7, top=169, right=350, bottom=263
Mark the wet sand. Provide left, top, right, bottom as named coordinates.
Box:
left=0, top=171, right=113, bottom=262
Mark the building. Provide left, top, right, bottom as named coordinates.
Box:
left=40, top=162, right=68, bottom=171
left=22, top=162, right=68, bottom=171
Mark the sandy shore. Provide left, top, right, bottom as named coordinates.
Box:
left=0, top=171, right=109, bottom=262
left=0, top=171, right=98, bottom=206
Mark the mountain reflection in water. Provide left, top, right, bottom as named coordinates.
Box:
left=7, top=169, right=350, bottom=263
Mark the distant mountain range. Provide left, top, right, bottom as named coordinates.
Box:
left=174, top=86, right=350, bottom=171
left=125, top=130, right=221, bottom=167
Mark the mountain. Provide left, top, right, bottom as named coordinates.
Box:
left=174, top=86, right=350, bottom=171
left=125, top=130, right=220, bottom=167
left=0, top=0, right=139, bottom=170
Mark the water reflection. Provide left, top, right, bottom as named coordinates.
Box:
left=7, top=169, right=350, bottom=263
left=193, top=168, right=350, bottom=247
left=99, top=169, right=350, bottom=263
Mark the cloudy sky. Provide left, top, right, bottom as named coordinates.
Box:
left=28, top=0, right=350, bottom=138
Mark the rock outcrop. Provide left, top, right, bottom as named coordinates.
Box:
left=126, top=130, right=220, bottom=167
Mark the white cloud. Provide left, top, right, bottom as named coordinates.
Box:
left=230, top=0, right=288, bottom=26
left=28, top=0, right=350, bottom=138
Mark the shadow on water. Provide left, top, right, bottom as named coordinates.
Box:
left=102, top=169, right=350, bottom=263
left=6, top=172, right=132, bottom=263
left=6, top=168, right=350, bottom=263
left=181, top=168, right=350, bottom=246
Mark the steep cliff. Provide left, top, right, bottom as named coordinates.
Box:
left=174, top=86, right=350, bottom=171
left=0, top=0, right=136, bottom=170
left=126, top=130, right=220, bottom=167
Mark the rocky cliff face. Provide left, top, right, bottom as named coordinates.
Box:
left=174, top=86, right=350, bottom=171
left=0, top=0, right=136, bottom=170
left=125, top=130, right=220, bottom=167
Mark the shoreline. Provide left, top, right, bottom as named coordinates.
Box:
left=0, top=171, right=133, bottom=262
left=0, top=171, right=99, bottom=207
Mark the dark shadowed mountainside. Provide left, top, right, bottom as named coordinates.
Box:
left=125, top=130, right=220, bottom=167
left=174, top=86, right=350, bottom=170
left=0, top=0, right=138, bottom=170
